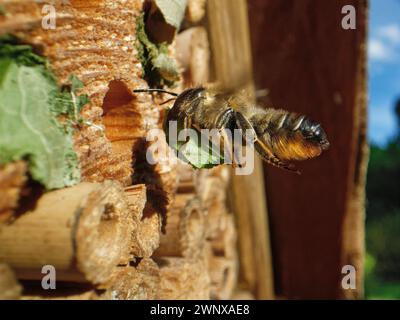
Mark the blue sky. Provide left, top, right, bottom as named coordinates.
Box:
left=368, top=0, right=400, bottom=145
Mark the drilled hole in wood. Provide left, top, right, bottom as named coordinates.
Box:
left=101, top=80, right=145, bottom=185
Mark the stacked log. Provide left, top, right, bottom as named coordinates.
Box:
left=0, top=162, right=27, bottom=223
left=0, top=263, right=22, bottom=300
left=0, top=0, right=239, bottom=300
left=0, top=181, right=138, bottom=284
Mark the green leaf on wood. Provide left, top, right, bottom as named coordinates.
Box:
left=0, top=41, right=87, bottom=189
left=154, top=0, right=187, bottom=29
left=136, top=14, right=180, bottom=87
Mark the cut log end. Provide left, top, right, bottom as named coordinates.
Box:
left=0, top=161, right=27, bottom=223
left=156, top=257, right=210, bottom=300
left=76, top=181, right=135, bottom=284
left=0, top=264, right=22, bottom=300
left=0, top=181, right=137, bottom=285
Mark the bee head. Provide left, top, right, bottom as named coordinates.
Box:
left=299, top=118, right=330, bottom=151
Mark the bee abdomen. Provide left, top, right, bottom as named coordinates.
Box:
left=266, top=111, right=305, bottom=135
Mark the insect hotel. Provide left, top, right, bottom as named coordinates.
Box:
left=0, top=0, right=367, bottom=300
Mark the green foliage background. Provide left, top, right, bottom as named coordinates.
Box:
left=365, top=99, right=400, bottom=299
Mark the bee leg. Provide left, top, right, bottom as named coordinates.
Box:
left=235, top=112, right=299, bottom=173
left=253, top=140, right=300, bottom=174
left=183, top=116, right=191, bottom=130
left=219, top=128, right=242, bottom=168
left=214, top=108, right=242, bottom=168
left=183, top=116, right=192, bottom=143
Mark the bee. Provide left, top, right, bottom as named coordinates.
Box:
left=133, top=86, right=330, bottom=173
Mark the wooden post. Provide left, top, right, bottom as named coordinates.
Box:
left=248, top=0, right=368, bottom=299
left=207, top=0, right=275, bottom=299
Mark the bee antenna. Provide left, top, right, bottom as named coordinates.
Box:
left=160, top=97, right=177, bottom=105
left=133, top=88, right=179, bottom=97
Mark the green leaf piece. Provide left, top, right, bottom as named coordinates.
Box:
left=154, top=0, right=187, bottom=29
left=69, top=74, right=86, bottom=92
left=164, top=110, right=224, bottom=169
left=152, top=52, right=180, bottom=82
left=178, top=135, right=224, bottom=169
left=0, top=42, right=85, bottom=189
left=136, top=14, right=180, bottom=87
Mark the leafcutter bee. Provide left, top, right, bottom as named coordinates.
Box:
left=133, top=86, right=330, bottom=173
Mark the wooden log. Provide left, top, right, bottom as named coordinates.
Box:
left=175, top=163, right=196, bottom=194
left=94, top=258, right=159, bottom=300
left=211, top=214, right=237, bottom=259
left=135, top=257, right=160, bottom=300
left=154, top=194, right=205, bottom=259
left=131, top=204, right=162, bottom=258
left=207, top=0, right=275, bottom=299
left=94, top=266, right=151, bottom=300
left=22, top=258, right=159, bottom=300
left=186, top=0, right=207, bottom=23
left=206, top=214, right=238, bottom=300
left=340, top=1, right=368, bottom=300
left=176, top=27, right=210, bottom=86
left=0, top=161, right=27, bottom=223
left=0, top=181, right=137, bottom=285
left=199, top=174, right=228, bottom=239
left=231, top=289, right=255, bottom=300
left=21, top=283, right=94, bottom=300
left=156, top=257, right=210, bottom=300
left=130, top=124, right=182, bottom=232
left=124, top=184, right=147, bottom=221
left=22, top=292, right=93, bottom=300
left=208, top=256, right=237, bottom=300
left=0, top=263, right=22, bottom=300
left=124, top=184, right=161, bottom=258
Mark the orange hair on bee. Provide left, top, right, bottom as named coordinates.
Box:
left=271, top=131, right=323, bottom=162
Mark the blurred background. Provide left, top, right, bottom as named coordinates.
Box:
left=365, top=0, right=400, bottom=299
left=247, top=0, right=399, bottom=299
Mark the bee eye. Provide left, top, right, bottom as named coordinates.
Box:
left=312, top=125, right=321, bottom=138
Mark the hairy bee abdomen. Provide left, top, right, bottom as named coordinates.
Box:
left=251, top=108, right=329, bottom=161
